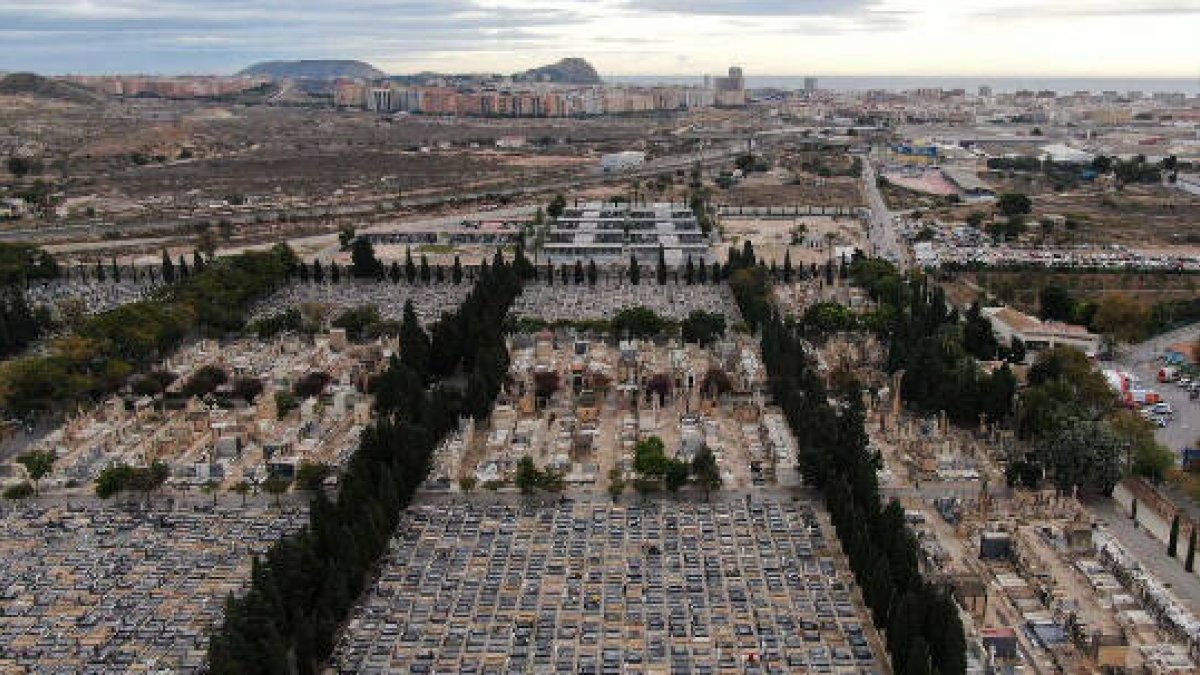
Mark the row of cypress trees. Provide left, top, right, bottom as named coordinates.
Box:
left=207, top=253, right=523, bottom=674
left=729, top=248, right=968, bottom=675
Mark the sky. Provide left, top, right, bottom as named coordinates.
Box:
left=1, top=0, right=1198, bottom=77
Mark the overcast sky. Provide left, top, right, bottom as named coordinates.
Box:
left=2, top=0, right=1197, bottom=77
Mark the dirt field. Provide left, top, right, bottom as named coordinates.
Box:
left=944, top=269, right=1200, bottom=311
left=1027, top=187, right=1200, bottom=246
left=718, top=171, right=863, bottom=208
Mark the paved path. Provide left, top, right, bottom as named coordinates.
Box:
left=1085, top=496, right=1200, bottom=615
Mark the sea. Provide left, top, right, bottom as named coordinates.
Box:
left=608, top=75, right=1200, bottom=96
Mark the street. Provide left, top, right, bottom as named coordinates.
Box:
left=859, top=158, right=909, bottom=270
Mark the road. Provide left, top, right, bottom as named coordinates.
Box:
left=859, top=159, right=909, bottom=270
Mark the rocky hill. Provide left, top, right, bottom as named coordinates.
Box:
left=237, top=60, right=386, bottom=80
left=0, top=73, right=105, bottom=104
left=515, top=58, right=601, bottom=85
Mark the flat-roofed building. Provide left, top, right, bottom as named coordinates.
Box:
left=983, top=306, right=1101, bottom=360
left=544, top=201, right=711, bottom=265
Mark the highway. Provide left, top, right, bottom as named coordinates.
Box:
left=859, top=159, right=910, bottom=270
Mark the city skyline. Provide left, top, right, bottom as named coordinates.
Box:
left=1, top=0, right=1198, bottom=78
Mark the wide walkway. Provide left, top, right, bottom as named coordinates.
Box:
left=1086, top=496, right=1200, bottom=615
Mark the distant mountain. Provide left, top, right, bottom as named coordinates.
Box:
left=0, top=73, right=104, bottom=103
left=515, top=58, right=602, bottom=85
left=238, top=60, right=386, bottom=80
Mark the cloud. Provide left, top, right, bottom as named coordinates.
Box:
left=631, top=1, right=869, bottom=15
left=967, top=0, right=1199, bottom=18
left=0, top=0, right=587, bottom=73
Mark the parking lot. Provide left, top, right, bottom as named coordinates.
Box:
left=333, top=498, right=882, bottom=674
left=0, top=502, right=307, bottom=673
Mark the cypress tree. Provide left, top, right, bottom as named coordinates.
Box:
left=404, top=247, right=416, bottom=283
left=1185, top=527, right=1196, bottom=572
left=587, top=259, right=598, bottom=286
left=1168, top=514, right=1180, bottom=557
left=452, top=255, right=463, bottom=284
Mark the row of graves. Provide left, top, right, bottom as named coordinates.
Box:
left=248, top=280, right=472, bottom=326
left=511, top=282, right=741, bottom=323
left=333, top=499, right=882, bottom=674
left=0, top=503, right=307, bottom=673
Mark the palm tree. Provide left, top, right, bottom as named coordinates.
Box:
left=231, top=480, right=251, bottom=507
left=201, top=479, right=220, bottom=507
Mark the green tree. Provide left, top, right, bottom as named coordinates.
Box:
left=681, top=310, right=727, bottom=346
left=691, top=445, right=722, bottom=501
left=338, top=226, right=356, bottom=251
left=656, top=246, right=668, bottom=285
left=587, top=259, right=598, bottom=286
left=1036, top=419, right=1127, bottom=494
left=633, top=437, right=670, bottom=478
left=458, top=476, right=477, bottom=494
left=612, top=306, right=666, bottom=338
left=452, top=255, right=463, bottom=284
left=607, top=467, right=625, bottom=503
left=1168, top=515, right=1180, bottom=558
left=350, top=237, right=382, bottom=278
left=3, top=482, right=34, bottom=500
left=1038, top=285, right=1075, bottom=321
left=201, top=479, right=221, bottom=506
left=1185, top=527, right=1196, bottom=573
left=399, top=300, right=431, bottom=378
left=161, top=249, right=176, bottom=283
left=263, top=475, right=291, bottom=507
left=547, top=194, right=566, bottom=220
left=404, top=247, right=416, bottom=283
left=664, top=459, right=690, bottom=494
left=275, top=391, right=299, bottom=418
left=295, top=462, right=331, bottom=491
left=16, top=449, right=54, bottom=496
left=419, top=254, right=431, bottom=284
left=997, top=192, right=1032, bottom=217
left=231, top=480, right=251, bottom=507
left=629, top=255, right=640, bottom=285
left=515, top=455, right=541, bottom=495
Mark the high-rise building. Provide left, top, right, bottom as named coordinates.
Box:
left=804, top=77, right=818, bottom=92
left=727, top=67, right=744, bottom=91
left=978, top=85, right=993, bottom=98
